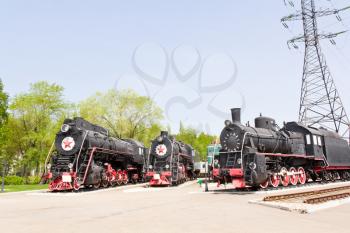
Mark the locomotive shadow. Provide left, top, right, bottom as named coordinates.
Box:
left=208, top=180, right=350, bottom=196
left=209, top=189, right=256, bottom=195
left=37, top=183, right=147, bottom=195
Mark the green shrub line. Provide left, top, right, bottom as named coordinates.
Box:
left=1, top=184, right=48, bottom=193
left=2, top=176, right=41, bottom=185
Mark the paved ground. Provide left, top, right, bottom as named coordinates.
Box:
left=1, top=182, right=350, bottom=233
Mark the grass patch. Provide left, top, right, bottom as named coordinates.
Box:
left=0, top=184, right=48, bottom=193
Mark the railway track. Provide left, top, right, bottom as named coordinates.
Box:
left=263, top=185, right=350, bottom=204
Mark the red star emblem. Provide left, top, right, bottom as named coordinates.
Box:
left=156, top=144, right=167, bottom=156
left=158, top=145, right=165, bottom=153
left=63, top=140, right=73, bottom=149
left=61, top=137, right=75, bottom=151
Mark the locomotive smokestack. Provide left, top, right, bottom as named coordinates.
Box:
left=161, top=131, right=168, bottom=137
left=231, top=108, right=241, bottom=123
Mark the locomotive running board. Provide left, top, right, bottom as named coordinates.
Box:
left=256, top=153, right=315, bottom=159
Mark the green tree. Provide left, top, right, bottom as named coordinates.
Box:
left=0, top=79, right=9, bottom=180
left=0, top=79, right=8, bottom=127
left=7, top=81, right=70, bottom=176
left=176, top=121, right=197, bottom=146
left=194, top=132, right=216, bottom=161
left=176, top=122, right=216, bottom=161
left=79, top=89, right=163, bottom=146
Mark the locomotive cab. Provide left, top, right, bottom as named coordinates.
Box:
left=284, top=122, right=325, bottom=158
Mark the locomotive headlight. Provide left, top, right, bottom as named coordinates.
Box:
left=157, top=136, right=163, bottom=143
left=149, top=165, right=153, bottom=169
left=165, top=164, right=170, bottom=169
left=225, top=120, right=232, bottom=127
left=61, top=124, right=70, bottom=133
left=46, top=163, right=52, bottom=170
left=68, top=163, right=73, bottom=169
left=249, top=162, right=257, bottom=170
left=237, top=158, right=242, bottom=165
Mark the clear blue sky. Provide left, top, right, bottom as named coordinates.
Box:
left=1, top=0, right=349, bottom=134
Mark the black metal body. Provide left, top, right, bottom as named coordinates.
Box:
left=50, top=118, right=146, bottom=186
left=147, top=131, right=195, bottom=184
left=218, top=108, right=350, bottom=187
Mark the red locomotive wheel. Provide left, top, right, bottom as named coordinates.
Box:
left=298, top=167, right=307, bottom=185
left=101, top=173, right=109, bottom=188
left=73, top=178, right=80, bottom=191
left=289, top=167, right=298, bottom=186
left=116, top=173, right=123, bottom=186
left=259, top=179, right=269, bottom=189
left=280, top=167, right=290, bottom=187
left=93, top=181, right=101, bottom=189
left=101, top=179, right=109, bottom=188
left=122, top=172, right=128, bottom=185
left=269, top=174, right=280, bottom=188
left=110, top=180, right=118, bottom=187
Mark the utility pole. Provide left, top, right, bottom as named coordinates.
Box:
left=281, top=0, right=350, bottom=141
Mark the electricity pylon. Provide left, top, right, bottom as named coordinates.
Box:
left=282, top=0, right=350, bottom=141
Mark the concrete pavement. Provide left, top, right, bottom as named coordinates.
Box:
left=0, top=181, right=350, bottom=233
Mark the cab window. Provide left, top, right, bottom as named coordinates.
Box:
left=306, top=135, right=311, bottom=145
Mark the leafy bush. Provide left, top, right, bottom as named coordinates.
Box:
left=25, top=176, right=41, bottom=185
left=4, top=176, right=24, bottom=185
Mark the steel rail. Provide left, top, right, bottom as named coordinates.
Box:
left=304, top=192, right=350, bottom=204
left=263, top=185, right=350, bottom=202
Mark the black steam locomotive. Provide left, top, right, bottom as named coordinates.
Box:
left=44, top=118, right=147, bottom=191
left=145, top=131, right=195, bottom=186
left=214, top=108, right=350, bottom=189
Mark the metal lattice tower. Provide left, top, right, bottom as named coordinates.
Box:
left=282, top=0, right=350, bottom=140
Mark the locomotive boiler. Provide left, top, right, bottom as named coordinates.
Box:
left=145, top=131, right=195, bottom=186
left=44, top=118, right=147, bottom=191
left=215, top=108, right=350, bottom=189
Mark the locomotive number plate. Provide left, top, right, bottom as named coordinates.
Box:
left=153, top=174, right=160, bottom=180
left=62, top=175, right=72, bottom=183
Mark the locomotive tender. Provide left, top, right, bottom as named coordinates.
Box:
left=214, top=108, right=350, bottom=189
left=44, top=118, right=146, bottom=191
left=145, top=131, right=195, bottom=186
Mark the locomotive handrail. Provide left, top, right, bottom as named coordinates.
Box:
left=239, top=132, right=252, bottom=169
left=321, top=153, right=330, bottom=168
left=170, top=140, right=177, bottom=182
left=80, top=146, right=144, bottom=185
left=146, top=145, right=151, bottom=173
left=178, top=153, right=193, bottom=159
left=238, top=131, right=293, bottom=169
left=75, top=131, right=89, bottom=172
left=43, top=141, right=55, bottom=175
left=82, top=147, right=97, bottom=184
left=222, top=131, right=281, bottom=169
left=219, top=151, right=240, bottom=154
left=87, top=147, right=135, bottom=156
left=256, top=152, right=315, bottom=159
